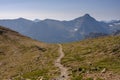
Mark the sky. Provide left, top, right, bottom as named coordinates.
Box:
left=0, top=0, right=120, bottom=21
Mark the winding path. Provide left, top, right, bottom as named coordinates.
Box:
left=54, top=44, right=69, bottom=80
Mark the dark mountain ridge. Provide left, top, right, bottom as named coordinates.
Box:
left=0, top=14, right=119, bottom=43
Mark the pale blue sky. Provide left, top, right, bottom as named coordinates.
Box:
left=0, top=0, right=120, bottom=21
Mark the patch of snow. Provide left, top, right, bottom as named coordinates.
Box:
left=74, top=28, right=78, bottom=31
left=34, top=19, right=41, bottom=22
left=109, top=25, right=113, bottom=27
left=114, top=23, right=120, bottom=25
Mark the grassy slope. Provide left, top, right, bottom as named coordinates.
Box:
left=0, top=26, right=59, bottom=80
left=62, top=36, right=120, bottom=80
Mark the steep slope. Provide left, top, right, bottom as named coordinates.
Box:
left=68, top=14, right=110, bottom=40
left=62, top=36, right=120, bottom=80
left=0, top=26, right=59, bottom=80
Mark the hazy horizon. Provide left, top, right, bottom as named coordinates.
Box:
left=0, top=0, right=120, bottom=21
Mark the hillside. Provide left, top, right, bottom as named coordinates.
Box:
left=62, top=36, right=120, bottom=80
left=0, top=25, right=120, bottom=80
left=0, top=26, right=59, bottom=80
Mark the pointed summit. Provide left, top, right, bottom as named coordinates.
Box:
left=17, top=17, right=26, bottom=20
left=74, top=14, right=94, bottom=21
left=81, top=13, right=97, bottom=22
left=84, top=14, right=91, bottom=17
left=82, top=14, right=92, bottom=19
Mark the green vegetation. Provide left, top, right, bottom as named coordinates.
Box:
left=62, top=36, right=120, bottom=79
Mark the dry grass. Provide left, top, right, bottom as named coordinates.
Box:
left=1, top=26, right=120, bottom=80
left=62, top=36, right=120, bottom=80
left=0, top=26, right=59, bottom=80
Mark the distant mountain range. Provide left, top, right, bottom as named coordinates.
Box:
left=0, top=14, right=120, bottom=43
